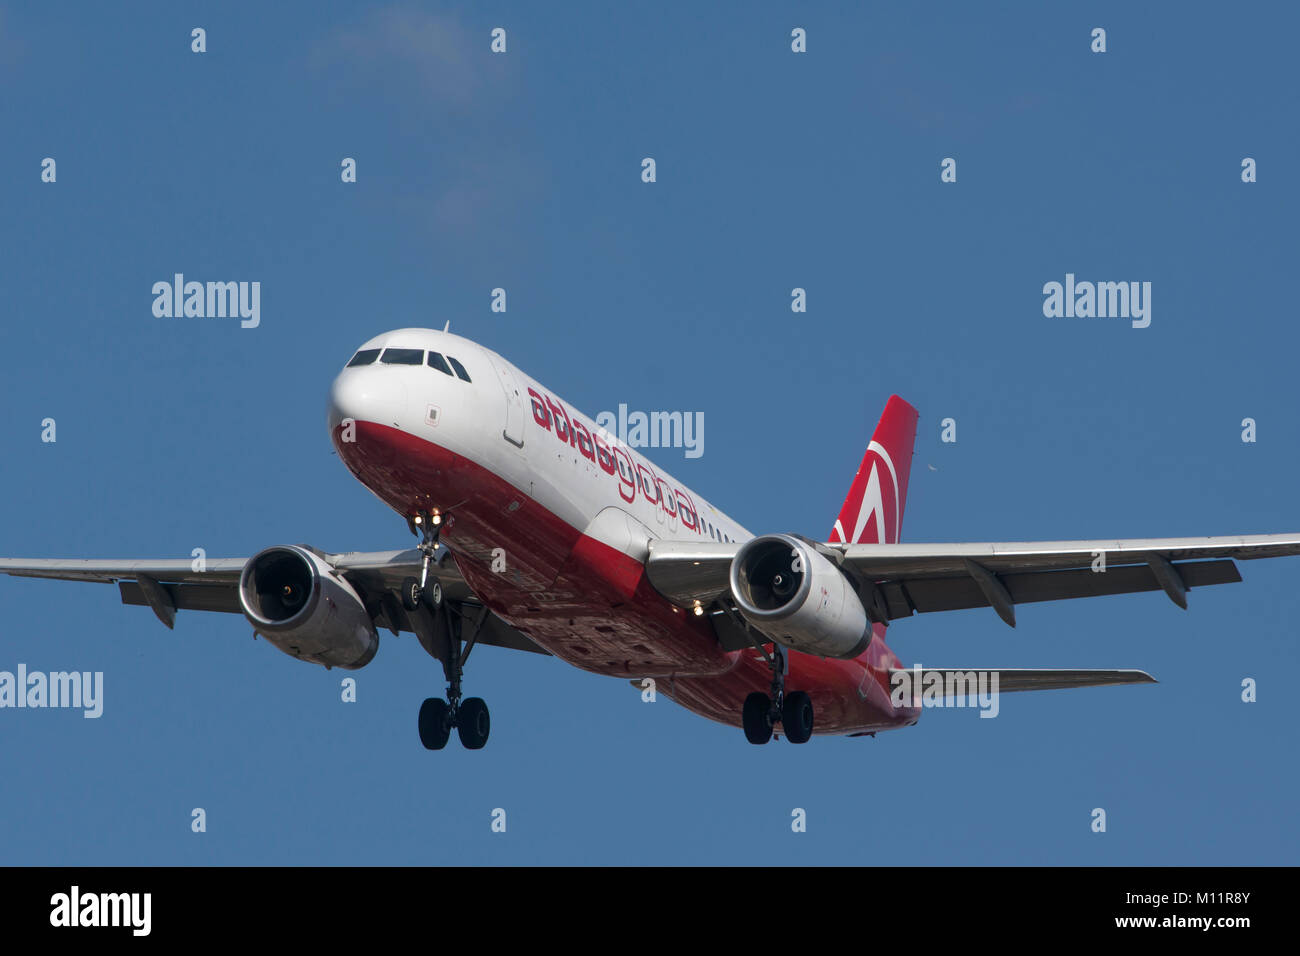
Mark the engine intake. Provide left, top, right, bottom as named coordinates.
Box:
left=730, top=534, right=871, bottom=659
left=239, top=545, right=379, bottom=669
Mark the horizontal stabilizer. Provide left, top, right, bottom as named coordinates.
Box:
left=888, top=667, right=1156, bottom=695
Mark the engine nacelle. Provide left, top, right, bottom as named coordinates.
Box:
left=729, top=534, right=871, bottom=659
left=238, top=545, right=379, bottom=669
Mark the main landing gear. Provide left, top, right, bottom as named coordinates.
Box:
left=410, top=540, right=491, bottom=752
left=741, top=642, right=814, bottom=745
left=418, top=635, right=491, bottom=751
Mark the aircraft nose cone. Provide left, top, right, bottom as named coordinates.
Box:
left=328, top=369, right=406, bottom=432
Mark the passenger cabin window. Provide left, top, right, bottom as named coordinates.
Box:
left=346, top=349, right=381, bottom=367
left=447, top=357, right=472, bottom=382
left=381, top=348, right=424, bottom=365
left=427, top=352, right=454, bottom=376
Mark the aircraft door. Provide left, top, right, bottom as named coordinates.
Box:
left=491, top=359, right=526, bottom=448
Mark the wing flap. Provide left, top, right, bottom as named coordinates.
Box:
left=891, top=559, right=1240, bottom=617
left=118, top=580, right=243, bottom=615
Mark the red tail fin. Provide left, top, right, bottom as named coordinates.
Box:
left=829, top=395, right=918, bottom=545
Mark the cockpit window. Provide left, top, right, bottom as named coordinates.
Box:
left=447, top=357, right=472, bottom=382
left=427, top=351, right=454, bottom=376
left=380, top=348, right=425, bottom=365
left=346, top=349, right=381, bottom=367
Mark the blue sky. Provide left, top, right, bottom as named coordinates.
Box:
left=1, top=1, right=1296, bottom=865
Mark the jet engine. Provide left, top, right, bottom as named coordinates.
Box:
left=729, top=534, right=871, bottom=659
left=238, top=545, right=379, bottom=669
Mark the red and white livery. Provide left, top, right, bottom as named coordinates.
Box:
left=6, top=327, right=1299, bottom=749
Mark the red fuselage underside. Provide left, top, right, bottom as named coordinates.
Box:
left=336, top=420, right=916, bottom=736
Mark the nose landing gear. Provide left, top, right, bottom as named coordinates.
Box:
left=398, top=509, right=491, bottom=751
left=402, top=510, right=445, bottom=612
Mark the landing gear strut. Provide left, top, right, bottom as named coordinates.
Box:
left=402, top=510, right=445, bottom=611
left=417, top=601, right=491, bottom=751
left=740, top=639, right=814, bottom=745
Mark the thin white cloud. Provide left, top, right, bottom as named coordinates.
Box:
left=311, top=6, right=535, bottom=244
left=313, top=5, right=504, bottom=112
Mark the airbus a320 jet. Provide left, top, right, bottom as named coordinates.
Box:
left=4, top=328, right=1298, bottom=749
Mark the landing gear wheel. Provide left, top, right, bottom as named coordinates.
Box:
left=742, top=691, right=775, bottom=745
left=401, top=577, right=423, bottom=611
left=418, top=697, right=451, bottom=750
left=457, top=697, right=491, bottom=750
left=414, top=580, right=488, bottom=753
left=782, top=690, right=814, bottom=744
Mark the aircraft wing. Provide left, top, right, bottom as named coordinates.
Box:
left=645, top=533, right=1300, bottom=627
left=0, top=547, right=549, bottom=656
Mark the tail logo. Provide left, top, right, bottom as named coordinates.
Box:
left=833, top=441, right=900, bottom=545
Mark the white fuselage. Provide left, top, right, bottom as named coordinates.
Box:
left=328, top=328, right=750, bottom=562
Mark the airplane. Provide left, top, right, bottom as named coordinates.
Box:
left=4, top=326, right=1300, bottom=749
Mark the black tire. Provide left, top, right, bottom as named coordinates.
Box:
left=457, top=697, right=490, bottom=750
left=782, top=690, right=814, bottom=744
left=424, top=576, right=443, bottom=609
left=400, top=577, right=422, bottom=612
left=742, top=691, right=774, bottom=745
left=418, top=697, right=451, bottom=750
